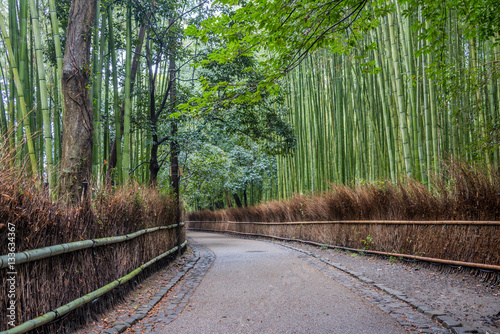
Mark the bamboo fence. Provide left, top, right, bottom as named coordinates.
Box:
left=0, top=223, right=186, bottom=333
left=187, top=220, right=500, bottom=268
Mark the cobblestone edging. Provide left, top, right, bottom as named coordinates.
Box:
left=124, top=241, right=215, bottom=333
left=101, top=241, right=214, bottom=334
left=276, top=242, right=481, bottom=334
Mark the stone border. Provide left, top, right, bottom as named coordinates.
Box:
left=125, top=239, right=216, bottom=333
left=102, top=244, right=202, bottom=334
left=278, top=242, right=480, bottom=334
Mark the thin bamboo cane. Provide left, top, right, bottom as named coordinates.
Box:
left=0, top=77, right=8, bottom=135
left=0, top=12, right=38, bottom=177
left=122, top=0, right=132, bottom=183
left=29, top=0, right=54, bottom=192
left=48, top=0, right=64, bottom=117
left=102, top=50, right=111, bottom=184
left=387, top=13, right=413, bottom=177
left=107, top=4, right=122, bottom=184
left=91, top=3, right=102, bottom=181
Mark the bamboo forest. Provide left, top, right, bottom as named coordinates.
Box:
left=0, top=0, right=498, bottom=208
left=2, top=1, right=500, bottom=333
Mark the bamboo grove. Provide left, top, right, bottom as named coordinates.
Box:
left=0, top=0, right=289, bottom=209
left=0, top=0, right=498, bottom=208
left=277, top=1, right=500, bottom=199
left=0, top=0, right=185, bottom=198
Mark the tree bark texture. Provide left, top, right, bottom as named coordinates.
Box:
left=147, top=31, right=161, bottom=185
left=60, top=0, right=97, bottom=202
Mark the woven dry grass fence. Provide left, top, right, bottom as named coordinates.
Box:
left=187, top=220, right=500, bottom=266
left=0, top=169, right=182, bottom=333
left=188, top=162, right=500, bottom=267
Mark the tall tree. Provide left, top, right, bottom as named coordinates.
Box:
left=60, top=0, right=97, bottom=201
left=122, top=0, right=133, bottom=183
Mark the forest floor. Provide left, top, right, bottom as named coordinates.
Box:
left=75, top=232, right=500, bottom=334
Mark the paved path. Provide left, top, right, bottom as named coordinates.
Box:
left=127, top=232, right=440, bottom=333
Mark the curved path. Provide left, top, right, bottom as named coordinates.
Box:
left=126, top=232, right=446, bottom=333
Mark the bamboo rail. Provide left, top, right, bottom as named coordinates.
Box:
left=187, top=221, right=500, bottom=272
left=187, top=220, right=500, bottom=226
left=0, top=223, right=185, bottom=268
left=2, top=241, right=188, bottom=334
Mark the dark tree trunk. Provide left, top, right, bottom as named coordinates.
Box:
left=149, top=140, right=160, bottom=184
left=225, top=190, right=233, bottom=208
left=233, top=193, right=243, bottom=208
left=147, top=32, right=161, bottom=185
left=243, top=188, right=248, bottom=207
left=60, top=0, right=97, bottom=202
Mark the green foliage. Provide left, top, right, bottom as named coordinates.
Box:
left=362, top=235, right=373, bottom=250
left=179, top=120, right=283, bottom=210
left=404, top=0, right=500, bottom=45
left=181, top=0, right=374, bottom=113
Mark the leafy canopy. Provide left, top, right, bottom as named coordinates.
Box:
left=181, top=0, right=371, bottom=113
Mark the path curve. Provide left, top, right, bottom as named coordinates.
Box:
left=128, top=231, right=419, bottom=333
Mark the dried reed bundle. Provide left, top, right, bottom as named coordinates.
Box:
left=0, top=141, right=180, bottom=333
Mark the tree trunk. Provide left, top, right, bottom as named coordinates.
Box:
left=233, top=193, right=243, bottom=208
left=149, top=141, right=160, bottom=184
left=225, top=190, right=233, bottom=208
left=60, top=0, right=97, bottom=202
left=147, top=31, right=161, bottom=185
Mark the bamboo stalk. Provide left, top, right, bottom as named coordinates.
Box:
left=91, top=2, right=102, bottom=181
left=48, top=0, right=64, bottom=118
left=122, top=0, right=132, bottom=183
left=29, top=0, right=54, bottom=192
left=387, top=13, right=413, bottom=177
left=107, top=4, right=122, bottom=184
left=0, top=11, right=38, bottom=177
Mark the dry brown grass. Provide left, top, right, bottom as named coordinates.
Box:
left=189, top=161, right=500, bottom=222
left=187, top=161, right=500, bottom=268
left=0, top=140, right=180, bottom=333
